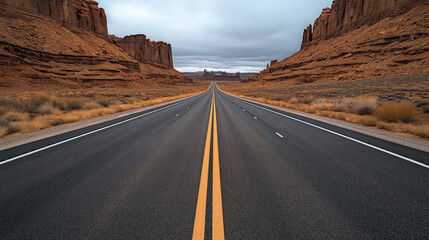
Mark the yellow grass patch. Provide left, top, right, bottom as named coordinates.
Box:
left=375, top=102, right=416, bottom=122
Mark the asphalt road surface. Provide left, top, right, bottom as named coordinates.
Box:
left=1, top=83, right=428, bottom=239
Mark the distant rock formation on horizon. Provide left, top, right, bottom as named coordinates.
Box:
left=186, top=69, right=243, bottom=81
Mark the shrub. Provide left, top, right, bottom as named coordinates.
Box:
left=375, top=102, right=416, bottom=122
left=17, top=94, right=53, bottom=113
left=63, top=97, right=85, bottom=110
left=38, top=102, right=59, bottom=115
left=348, top=96, right=378, bottom=115
left=96, top=98, right=111, bottom=107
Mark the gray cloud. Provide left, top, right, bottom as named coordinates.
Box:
left=99, top=0, right=333, bottom=72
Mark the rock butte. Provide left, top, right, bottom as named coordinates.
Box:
left=251, top=0, right=429, bottom=83
left=110, top=35, right=174, bottom=68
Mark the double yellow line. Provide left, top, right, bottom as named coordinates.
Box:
left=192, top=90, right=225, bottom=240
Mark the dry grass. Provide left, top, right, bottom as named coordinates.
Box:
left=0, top=82, right=210, bottom=138
left=375, top=102, right=416, bottom=122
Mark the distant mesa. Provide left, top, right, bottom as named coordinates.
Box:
left=185, top=69, right=245, bottom=81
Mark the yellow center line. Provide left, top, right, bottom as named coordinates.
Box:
left=212, top=91, right=225, bottom=240
left=192, top=87, right=225, bottom=240
left=192, top=91, right=214, bottom=240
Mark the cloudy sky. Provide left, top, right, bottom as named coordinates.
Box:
left=99, top=0, right=333, bottom=73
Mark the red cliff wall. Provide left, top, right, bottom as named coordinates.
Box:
left=0, top=0, right=107, bottom=36
left=72, top=0, right=108, bottom=36
left=302, top=0, right=422, bottom=47
left=111, top=34, right=174, bottom=68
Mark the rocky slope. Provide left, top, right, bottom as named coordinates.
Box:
left=0, top=0, right=189, bottom=90
left=111, top=35, right=174, bottom=67
left=249, top=0, right=429, bottom=84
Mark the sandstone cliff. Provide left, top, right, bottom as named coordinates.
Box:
left=247, top=0, right=429, bottom=84
left=111, top=35, right=174, bottom=68
left=302, top=0, right=426, bottom=48
left=72, top=0, right=108, bottom=36
left=0, top=0, right=108, bottom=37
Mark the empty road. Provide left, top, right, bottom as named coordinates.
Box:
left=1, top=83, right=428, bottom=239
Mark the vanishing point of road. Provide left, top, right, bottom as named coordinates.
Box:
left=1, top=83, right=428, bottom=239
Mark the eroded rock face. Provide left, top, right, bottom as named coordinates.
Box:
left=72, top=0, right=108, bottom=36
left=313, top=8, right=331, bottom=41
left=302, top=25, right=313, bottom=44
left=302, top=0, right=422, bottom=47
left=111, top=34, right=174, bottom=68
left=270, top=60, right=278, bottom=67
left=0, top=0, right=107, bottom=36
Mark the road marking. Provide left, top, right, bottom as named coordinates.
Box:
left=192, top=93, right=214, bottom=240
left=229, top=94, right=429, bottom=169
left=0, top=97, right=198, bottom=166
left=212, top=93, right=225, bottom=240
left=276, top=132, right=284, bottom=138
left=193, top=90, right=225, bottom=240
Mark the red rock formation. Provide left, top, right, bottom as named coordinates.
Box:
left=0, top=0, right=107, bottom=36
left=72, top=0, right=108, bottom=36
left=111, top=34, right=174, bottom=68
left=302, top=0, right=424, bottom=46
left=302, top=24, right=313, bottom=45
left=313, top=8, right=331, bottom=41
left=270, top=60, right=278, bottom=67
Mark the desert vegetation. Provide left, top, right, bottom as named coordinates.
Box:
left=218, top=76, right=429, bottom=139
left=0, top=82, right=210, bottom=138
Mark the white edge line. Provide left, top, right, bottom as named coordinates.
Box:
left=222, top=91, right=429, bottom=170
left=0, top=95, right=201, bottom=166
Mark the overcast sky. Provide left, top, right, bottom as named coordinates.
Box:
left=99, top=0, right=332, bottom=73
